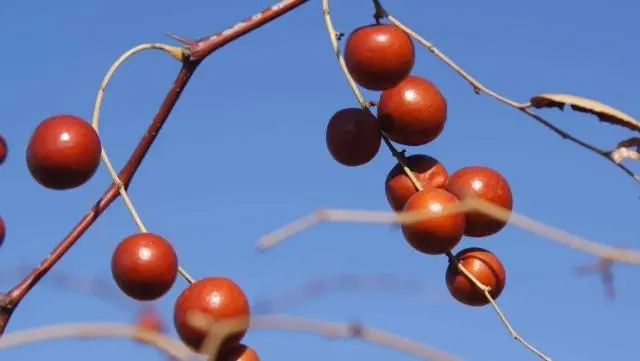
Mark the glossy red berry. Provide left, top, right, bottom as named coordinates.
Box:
left=111, top=232, right=178, bottom=301
left=0, top=135, right=7, bottom=165
left=174, top=277, right=250, bottom=350
left=385, top=154, right=448, bottom=211
left=446, top=247, right=506, bottom=306
left=445, top=166, right=513, bottom=237
left=344, top=24, right=415, bottom=91
left=326, top=108, right=381, bottom=166
left=218, top=344, right=260, bottom=361
left=377, top=76, right=447, bottom=146
left=401, top=189, right=465, bottom=255
left=26, top=114, right=101, bottom=190
left=0, top=216, right=5, bottom=246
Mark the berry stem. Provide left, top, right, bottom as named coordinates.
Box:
left=0, top=0, right=310, bottom=335
left=88, top=43, right=196, bottom=285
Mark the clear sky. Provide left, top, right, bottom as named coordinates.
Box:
left=0, top=0, right=638, bottom=360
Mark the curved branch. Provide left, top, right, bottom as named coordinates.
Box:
left=89, top=43, right=195, bottom=284
left=187, top=311, right=461, bottom=361
left=379, top=9, right=638, bottom=183
left=251, top=315, right=461, bottom=361
left=0, top=0, right=311, bottom=335
left=0, top=322, right=194, bottom=360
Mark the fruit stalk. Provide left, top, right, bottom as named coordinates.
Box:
left=0, top=0, right=310, bottom=335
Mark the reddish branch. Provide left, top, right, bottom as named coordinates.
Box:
left=0, top=0, right=310, bottom=335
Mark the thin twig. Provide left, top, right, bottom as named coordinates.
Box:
left=187, top=311, right=462, bottom=361
left=0, top=0, right=311, bottom=334
left=252, top=273, right=441, bottom=314
left=381, top=13, right=638, bottom=183
left=0, top=322, right=195, bottom=360
left=89, top=43, right=195, bottom=284
left=258, top=197, right=640, bottom=263
left=252, top=315, right=461, bottom=361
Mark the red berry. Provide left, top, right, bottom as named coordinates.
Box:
left=218, top=344, right=260, bottom=361
left=326, top=108, right=381, bottom=166
left=400, top=189, right=465, bottom=255
left=377, top=76, right=447, bottom=146
left=446, top=247, right=506, bottom=306
left=111, top=232, right=178, bottom=301
left=445, top=166, right=513, bottom=237
left=26, top=114, right=101, bottom=190
left=174, top=277, right=250, bottom=350
left=0, top=216, right=5, bottom=246
left=0, top=135, right=7, bottom=165
left=385, top=154, right=448, bottom=211
left=344, top=24, right=415, bottom=91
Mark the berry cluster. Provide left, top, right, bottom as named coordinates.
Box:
left=326, top=22, right=513, bottom=306
left=0, top=116, right=257, bottom=359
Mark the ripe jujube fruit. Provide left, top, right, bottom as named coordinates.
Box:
left=401, top=188, right=465, bottom=255
left=218, top=344, right=260, bottom=361
left=26, top=114, right=101, bottom=190
left=445, top=166, right=513, bottom=237
left=326, top=108, right=381, bottom=166
left=0, top=135, right=7, bottom=165
left=344, top=24, right=415, bottom=91
left=377, top=76, right=447, bottom=146
left=385, top=154, right=448, bottom=211
left=446, top=247, right=506, bottom=306
left=174, top=277, right=250, bottom=350
left=111, top=232, right=178, bottom=301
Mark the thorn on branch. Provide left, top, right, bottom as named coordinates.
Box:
left=371, top=0, right=388, bottom=23
left=166, top=32, right=196, bottom=46
left=334, top=31, right=344, bottom=41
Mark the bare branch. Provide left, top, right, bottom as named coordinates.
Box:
left=188, top=311, right=462, bottom=361
left=0, top=0, right=311, bottom=335
left=0, top=322, right=195, bottom=360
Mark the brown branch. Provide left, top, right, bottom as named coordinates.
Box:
left=0, top=0, right=310, bottom=335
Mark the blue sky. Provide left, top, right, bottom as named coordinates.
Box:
left=1, top=0, right=638, bottom=360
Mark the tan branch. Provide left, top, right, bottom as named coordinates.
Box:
left=187, top=311, right=462, bottom=361
left=0, top=322, right=194, bottom=360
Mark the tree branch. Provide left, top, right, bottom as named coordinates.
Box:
left=0, top=0, right=310, bottom=335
